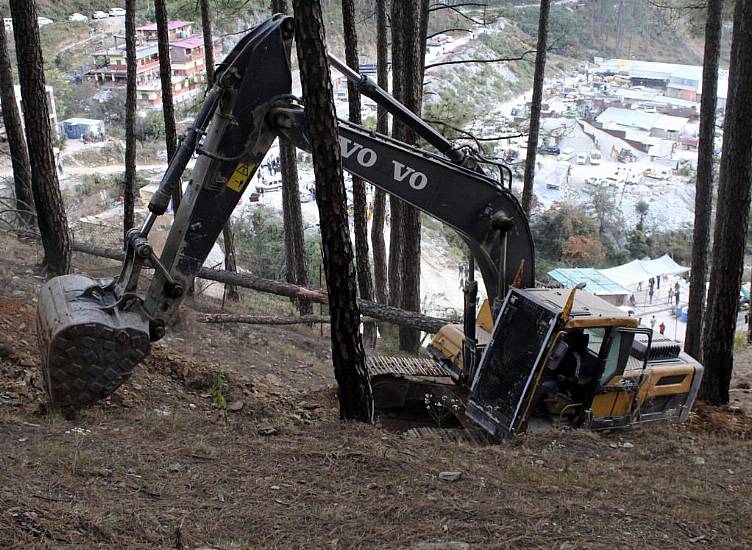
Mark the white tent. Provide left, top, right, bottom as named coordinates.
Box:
left=598, top=254, right=689, bottom=288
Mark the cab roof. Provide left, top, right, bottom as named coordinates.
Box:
left=520, top=287, right=639, bottom=327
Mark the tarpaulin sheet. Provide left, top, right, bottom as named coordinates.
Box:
left=598, top=254, right=689, bottom=288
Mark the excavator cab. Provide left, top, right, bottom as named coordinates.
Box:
left=431, top=288, right=703, bottom=440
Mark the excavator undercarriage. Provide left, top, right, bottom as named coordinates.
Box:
left=36, top=16, right=703, bottom=440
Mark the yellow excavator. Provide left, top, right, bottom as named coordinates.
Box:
left=36, top=16, right=703, bottom=440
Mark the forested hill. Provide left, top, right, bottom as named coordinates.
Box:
left=0, top=0, right=726, bottom=67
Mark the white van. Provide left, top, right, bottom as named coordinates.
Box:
left=588, top=149, right=602, bottom=165
left=576, top=152, right=587, bottom=165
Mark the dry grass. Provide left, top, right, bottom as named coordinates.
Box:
left=0, top=234, right=751, bottom=548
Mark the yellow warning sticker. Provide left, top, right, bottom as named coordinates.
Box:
left=227, top=162, right=255, bottom=192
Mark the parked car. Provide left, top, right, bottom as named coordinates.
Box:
left=644, top=167, right=672, bottom=180
left=559, top=147, right=575, bottom=161
left=626, top=171, right=641, bottom=185
left=92, top=11, right=108, bottom=19
left=585, top=176, right=603, bottom=186
left=540, top=144, right=560, bottom=155
left=588, top=149, right=602, bottom=165
left=37, top=17, right=54, bottom=27
left=68, top=13, right=88, bottom=22
left=108, top=8, right=126, bottom=17
left=576, top=152, right=587, bottom=165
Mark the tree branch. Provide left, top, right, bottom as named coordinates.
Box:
left=428, top=2, right=486, bottom=25
left=424, top=50, right=535, bottom=70
left=426, top=28, right=471, bottom=40
left=424, top=119, right=526, bottom=143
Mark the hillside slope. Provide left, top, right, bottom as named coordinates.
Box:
left=1, top=233, right=752, bottom=547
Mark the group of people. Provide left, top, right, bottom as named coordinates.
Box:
left=649, top=315, right=666, bottom=335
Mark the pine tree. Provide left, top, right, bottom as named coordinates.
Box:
left=154, top=0, right=181, bottom=211
left=0, top=10, right=33, bottom=226
left=9, top=0, right=70, bottom=274
left=370, top=0, right=389, bottom=306
left=123, top=0, right=137, bottom=237
left=685, top=0, right=723, bottom=360
left=700, top=0, right=752, bottom=405
left=272, top=0, right=310, bottom=315
left=521, top=0, right=551, bottom=214
left=292, top=0, right=372, bottom=421
left=341, top=0, right=376, bottom=346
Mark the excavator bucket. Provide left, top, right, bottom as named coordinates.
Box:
left=36, top=274, right=151, bottom=413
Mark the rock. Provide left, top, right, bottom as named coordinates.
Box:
left=438, top=471, right=462, bottom=482
left=622, top=442, right=634, bottom=449
left=692, top=456, right=706, bottom=465
left=559, top=543, right=576, bottom=550
left=534, top=459, right=544, bottom=465
left=132, top=383, right=143, bottom=391
left=300, top=402, right=320, bottom=411
left=227, top=400, right=244, bottom=412
left=167, top=462, right=184, bottom=472
left=258, top=426, right=278, bottom=436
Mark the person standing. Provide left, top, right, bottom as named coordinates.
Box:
left=649, top=286, right=654, bottom=304
left=659, top=322, right=666, bottom=335
left=650, top=315, right=657, bottom=331
left=668, top=287, right=674, bottom=304
left=675, top=288, right=681, bottom=306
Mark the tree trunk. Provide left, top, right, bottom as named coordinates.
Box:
left=397, top=0, right=428, bottom=353
left=54, top=235, right=453, bottom=333
left=221, top=223, right=240, bottom=303
left=341, top=0, right=376, bottom=347
left=0, top=10, right=34, bottom=226
left=123, top=0, right=137, bottom=238
left=200, top=0, right=215, bottom=85
left=370, top=0, right=389, bottom=305
left=700, top=0, right=752, bottom=405
left=198, top=0, right=239, bottom=302
left=273, top=0, right=311, bottom=315
left=614, top=0, right=625, bottom=56
left=9, top=0, right=70, bottom=275
left=154, top=0, right=181, bottom=212
left=685, top=0, right=723, bottom=361
left=388, top=0, right=405, bottom=309
left=521, top=0, right=551, bottom=214
left=292, top=0, right=373, bottom=422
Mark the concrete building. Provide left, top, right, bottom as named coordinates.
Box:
left=0, top=84, right=59, bottom=138
left=136, top=20, right=193, bottom=42
left=87, top=21, right=219, bottom=109
left=596, top=58, right=728, bottom=109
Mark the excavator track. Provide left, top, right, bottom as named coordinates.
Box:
left=366, top=355, right=450, bottom=378
left=404, top=426, right=497, bottom=446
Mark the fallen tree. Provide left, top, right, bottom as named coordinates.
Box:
left=64, top=238, right=450, bottom=333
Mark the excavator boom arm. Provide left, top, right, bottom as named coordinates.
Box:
left=143, top=15, right=534, bottom=321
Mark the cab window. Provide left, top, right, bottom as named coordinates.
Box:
left=583, top=327, right=605, bottom=356
left=599, top=330, right=636, bottom=385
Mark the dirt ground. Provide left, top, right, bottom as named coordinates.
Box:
left=1, top=235, right=752, bottom=548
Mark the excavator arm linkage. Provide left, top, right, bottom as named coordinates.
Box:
left=36, top=15, right=534, bottom=412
